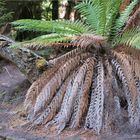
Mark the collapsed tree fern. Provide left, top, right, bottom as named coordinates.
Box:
left=11, top=0, right=140, bottom=135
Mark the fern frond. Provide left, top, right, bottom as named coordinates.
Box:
left=33, top=53, right=90, bottom=116
left=111, top=58, right=138, bottom=126
left=75, top=0, right=99, bottom=32
left=22, top=33, right=75, bottom=50
left=48, top=48, right=82, bottom=66
left=115, top=28, right=140, bottom=49
left=123, top=6, right=140, bottom=31
left=45, top=75, right=75, bottom=135
left=53, top=58, right=88, bottom=132
left=32, top=72, right=75, bottom=126
left=105, top=0, right=122, bottom=37
left=112, top=51, right=138, bottom=113
left=114, top=0, right=139, bottom=35
left=85, top=59, right=104, bottom=134
left=120, top=0, right=131, bottom=12
left=24, top=61, right=64, bottom=116
left=12, top=19, right=91, bottom=35
left=113, top=46, right=140, bottom=82
left=74, top=34, right=107, bottom=49
left=70, top=57, right=94, bottom=128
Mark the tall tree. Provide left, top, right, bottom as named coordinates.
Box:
left=52, top=0, right=59, bottom=20
left=64, top=0, right=75, bottom=19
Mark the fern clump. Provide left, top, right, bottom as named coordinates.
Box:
left=11, top=0, right=140, bottom=136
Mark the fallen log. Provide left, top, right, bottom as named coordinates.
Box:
left=0, top=35, right=48, bottom=83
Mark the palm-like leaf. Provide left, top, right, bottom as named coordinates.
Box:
left=115, top=28, right=140, bottom=49
left=12, top=19, right=92, bottom=35
left=113, top=0, right=139, bottom=34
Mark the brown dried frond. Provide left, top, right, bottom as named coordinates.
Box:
left=123, top=6, right=140, bottom=31
left=48, top=48, right=82, bottom=66
left=24, top=61, right=64, bottom=115
left=85, top=59, right=104, bottom=134
left=50, top=42, right=74, bottom=48
left=120, top=0, right=131, bottom=12
left=112, top=50, right=137, bottom=112
left=32, top=72, right=76, bottom=126
left=24, top=42, right=74, bottom=51
left=24, top=48, right=82, bottom=114
left=114, top=46, right=140, bottom=80
left=73, top=34, right=107, bottom=49
left=33, top=53, right=90, bottom=116
left=110, top=58, right=138, bottom=125
left=70, top=57, right=95, bottom=128
left=45, top=75, right=76, bottom=135
left=114, top=46, right=140, bottom=61
left=45, top=57, right=92, bottom=134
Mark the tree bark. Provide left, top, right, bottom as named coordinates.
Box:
left=64, top=0, right=75, bottom=20
left=52, top=0, right=59, bottom=20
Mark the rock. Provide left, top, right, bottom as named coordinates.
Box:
left=0, top=126, right=3, bottom=130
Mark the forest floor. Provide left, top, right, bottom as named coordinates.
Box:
left=0, top=59, right=140, bottom=140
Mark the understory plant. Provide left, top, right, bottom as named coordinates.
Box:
left=12, top=0, right=140, bottom=135
left=0, top=0, right=13, bottom=28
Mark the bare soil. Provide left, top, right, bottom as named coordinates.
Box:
left=0, top=59, right=140, bottom=140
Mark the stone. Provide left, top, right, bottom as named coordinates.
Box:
left=0, top=126, right=3, bottom=130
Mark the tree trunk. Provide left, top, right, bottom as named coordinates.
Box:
left=52, top=0, right=59, bottom=20
left=64, top=0, right=75, bottom=19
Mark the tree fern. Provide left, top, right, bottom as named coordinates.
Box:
left=8, top=0, right=140, bottom=136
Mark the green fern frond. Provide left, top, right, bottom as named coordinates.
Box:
left=115, top=28, right=140, bottom=49
left=12, top=19, right=91, bottom=35
left=75, top=0, right=100, bottom=32
left=113, top=0, right=139, bottom=35
left=11, top=0, right=140, bottom=50
left=105, top=0, right=122, bottom=37
left=10, top=34, right=75, bottom=49
left=75, top=0, right=122, bottom=37
left=23, top=34, right=75, bottom=50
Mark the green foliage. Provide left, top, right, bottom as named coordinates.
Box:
left=0, top=0, right=13, bottom=27
left=12, top=19, right=91, bottom=35
left=41, top=0, right=52, bottom=20
left=113, top=0, right=139, bottom=34
left=115, top=28, right=140, bottom=49
left=75, top=0, right=100, bottom=32
left=24, top=33, right=74, bottom=47
left=11, top=0, right=140, bottom=49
